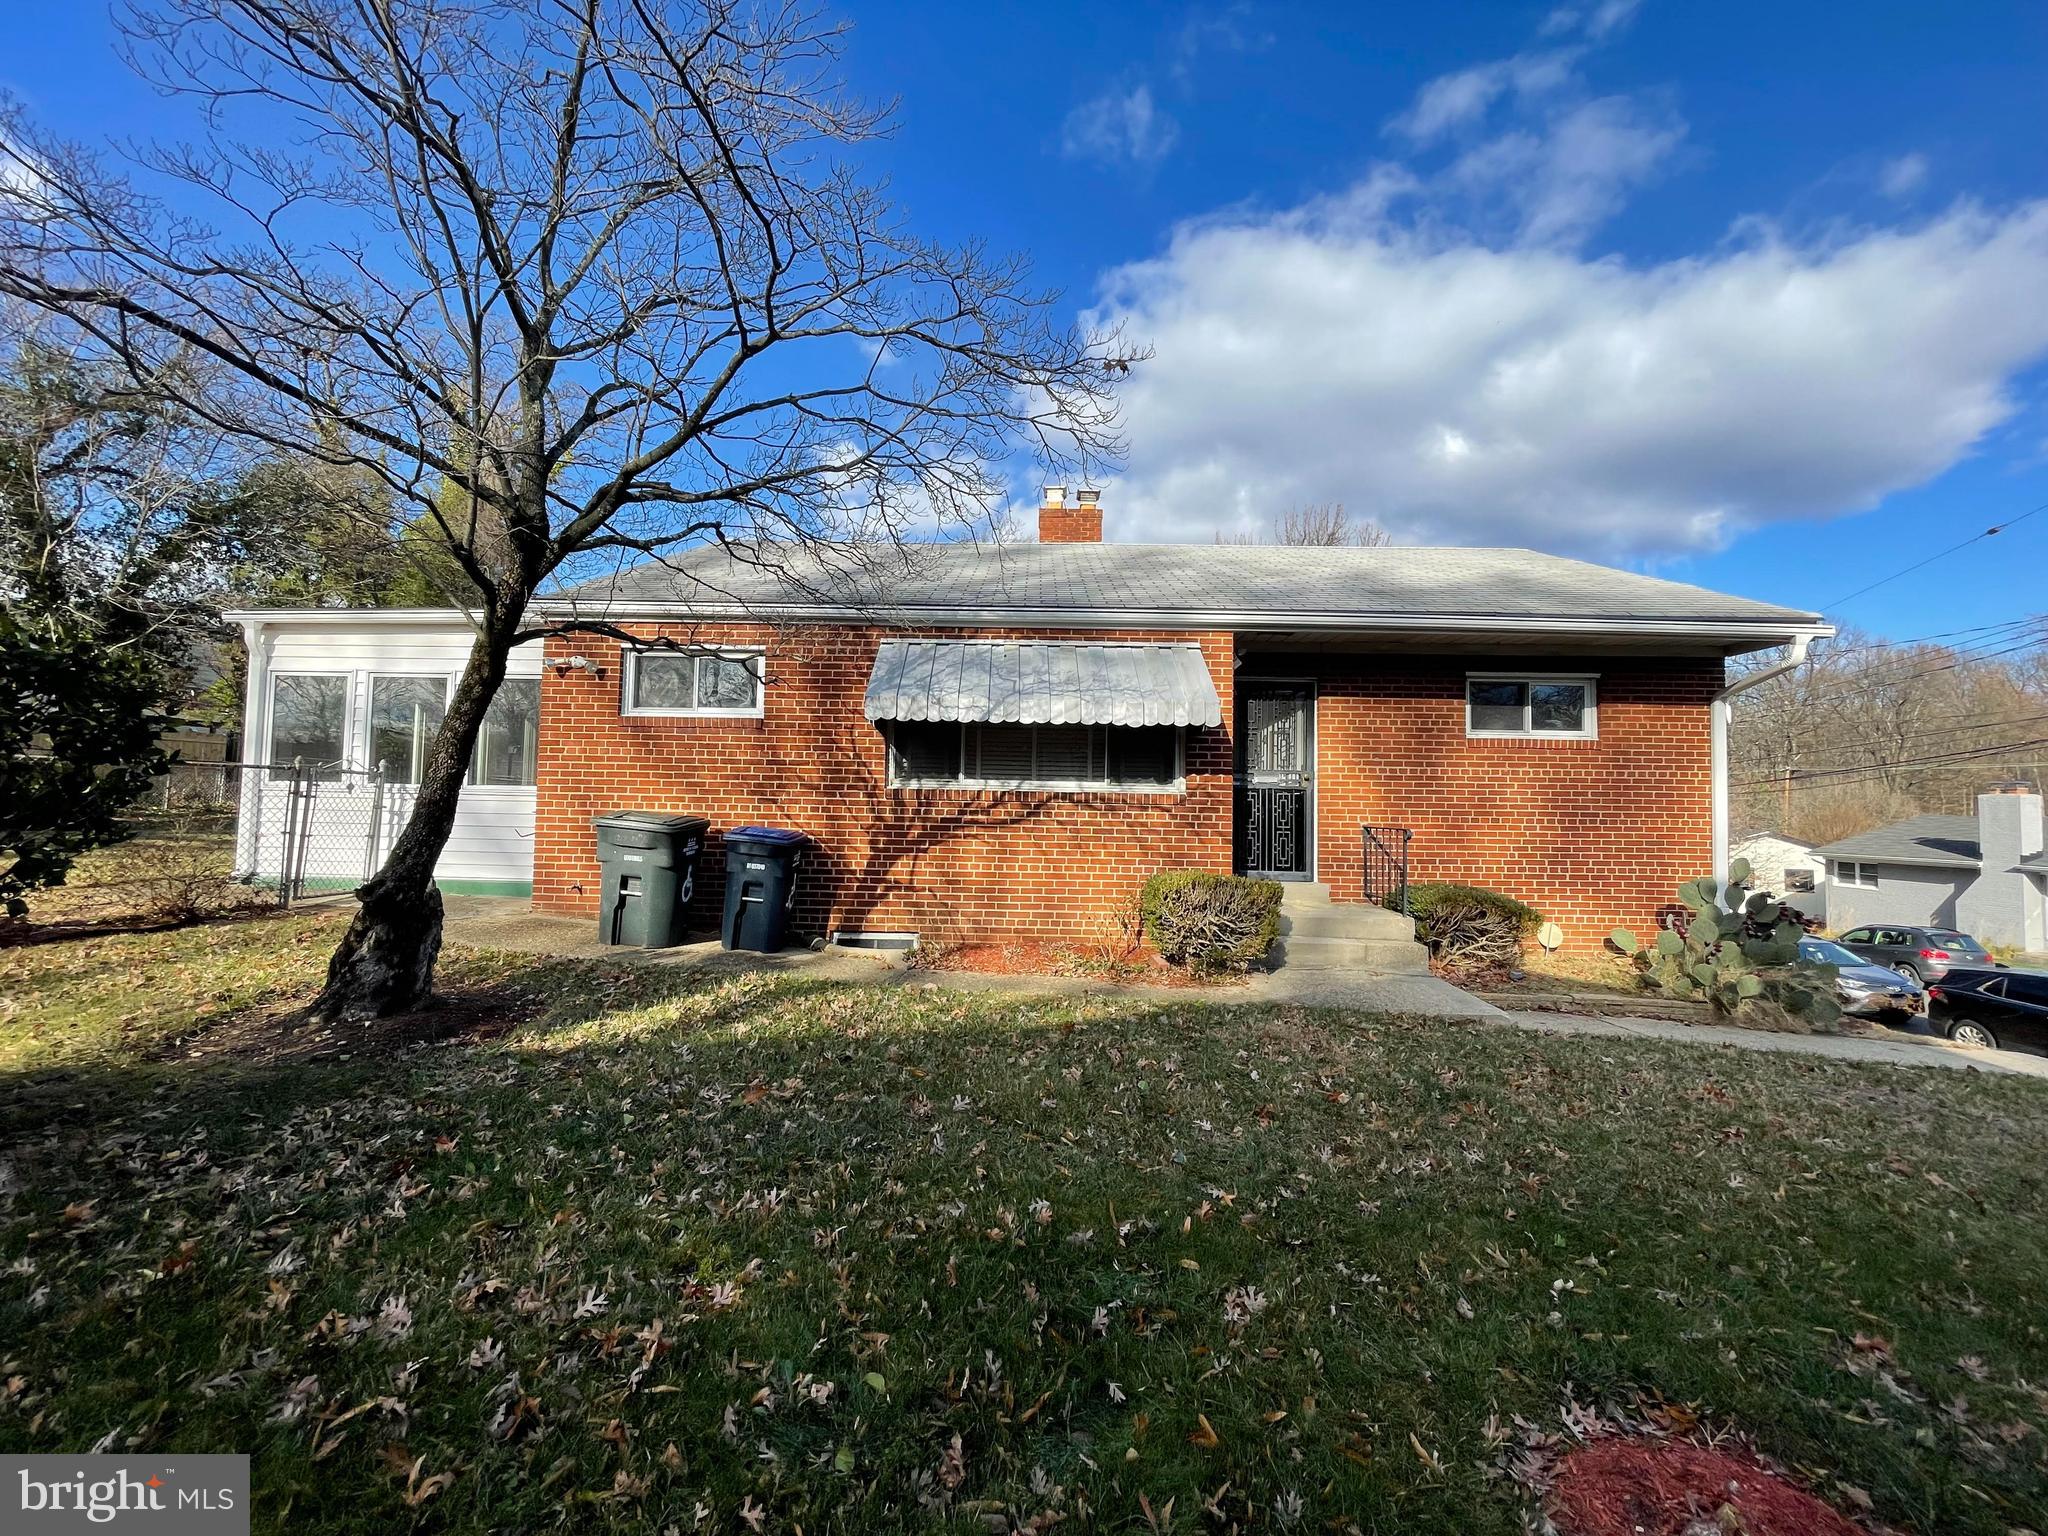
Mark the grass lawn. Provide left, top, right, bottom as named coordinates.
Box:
left=5, top=916, right=2048, bottom=1533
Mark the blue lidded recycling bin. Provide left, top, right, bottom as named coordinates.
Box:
left=719, top=826, right=811, bottom=952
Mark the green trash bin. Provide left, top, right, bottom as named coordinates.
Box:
left=594, top=812, right=709, bottom=948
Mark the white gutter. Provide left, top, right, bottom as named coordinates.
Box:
left=1713, top=631, right=1819, bottom=890
left=220, top=607, right=485, bottom=627
left=529, top=598, right=1824, bottom=647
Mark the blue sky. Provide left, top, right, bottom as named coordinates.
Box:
left=8, top=1, right=2048, bottom=638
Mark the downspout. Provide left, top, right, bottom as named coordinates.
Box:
left=1712, top=631, right=1816, bottom=888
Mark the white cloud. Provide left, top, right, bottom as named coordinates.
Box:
left=1061, top=83, right=1179, bottom=166
left=1089, top=198, right=2048, bottom=556
left=1075, top=12, right=2048, bottom=558
left=1389, top=50, right=1579, bottom=143
left=1880, top=152, right=1931, bottom=198
left=1444, top=94, right=1683, bottom=247
left=1542, top=0, right=1644, bottom=41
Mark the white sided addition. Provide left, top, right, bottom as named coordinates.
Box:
left=224, top=609, right=543, bottom=897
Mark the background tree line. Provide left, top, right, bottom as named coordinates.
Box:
left=0, top=308, right=478, bottom=911
left=1730, top=617, right=2048, bottom=845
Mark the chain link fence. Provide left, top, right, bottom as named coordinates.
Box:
left=229, top=760, right=406, bottom=905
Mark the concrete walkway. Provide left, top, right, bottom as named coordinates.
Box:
left=1500, top=1007, right=2048, bottom=1079
left=439, top=896, right=2046, bottom=1078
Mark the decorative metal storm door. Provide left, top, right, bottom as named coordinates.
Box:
left=1239, top=684, right=1313, bottom=878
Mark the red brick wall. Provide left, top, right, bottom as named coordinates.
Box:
left=535, top=629, right=1718, bottom=953
left=533, top=625, right=1236, bottom=942
left=1288, top=654, right=1720, bottom=951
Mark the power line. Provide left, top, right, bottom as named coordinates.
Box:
left=1784, top=636, right=2047, bottom=711
left=1820, top=499, right=2048, bottom=614
left=1735, top=732, right=2048, bottom=790
left=1745, top=709, right=2048, bottom=770
left=1815, top=612, right=2047, bottom=656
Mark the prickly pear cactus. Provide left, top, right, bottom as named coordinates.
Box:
left=1609, top=858, right=1840, bottom=1026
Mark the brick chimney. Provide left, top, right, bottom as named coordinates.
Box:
left=1037, top=485, right=1103, bottom=544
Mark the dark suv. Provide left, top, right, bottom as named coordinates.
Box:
left=1835, top=924, right=1994, bottom=984
left=1926, top=967, right=2048, bottom=1051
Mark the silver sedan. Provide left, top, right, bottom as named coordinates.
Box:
left=1799, top=937, right=1924, bottom=1018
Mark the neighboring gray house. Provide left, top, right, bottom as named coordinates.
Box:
left=1817, top=786, right=2046, bottom=949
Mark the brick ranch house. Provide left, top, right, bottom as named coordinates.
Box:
left=228, top=491, right=1828, bottom=955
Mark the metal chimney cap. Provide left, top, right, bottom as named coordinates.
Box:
left=1041, top=484, right=1067, bottom=506
left=1074, top=487, right=1101, bottom=505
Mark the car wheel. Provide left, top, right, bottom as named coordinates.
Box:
left=1947, top=1019, right=2000, bottom=1050
left=1892, top=962, right=1923, bottom=984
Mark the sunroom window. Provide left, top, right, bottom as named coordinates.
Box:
left=471, top=678, right=541, bottom=786
left=267, top=674, right=348, bottom=779
left=1465, top=676, right=1597, bottom=739
left=369, top=675, right=448, bottom=784
left=889, top=722, right=1180, bottom=789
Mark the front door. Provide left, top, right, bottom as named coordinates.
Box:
left=1239, top=683, right=1314, bottom=879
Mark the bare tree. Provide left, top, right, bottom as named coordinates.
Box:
left=1729, top=620, right=2048, bottom=841
left=0, top=0, right=1135, bottom=1021
left=1216, top=502, right=1392, bottom=546
left=1275, top=502, right=1391, bottom=547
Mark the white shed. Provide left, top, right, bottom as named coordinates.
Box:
left=1730, top=830, right=1825, bottom=917
left=225, top=609, right=541, bottom=896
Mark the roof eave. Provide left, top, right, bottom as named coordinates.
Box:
left=530, top=597, right=1827, bottom=648
left=221, top=607, right=481, bottom=626
left=1813, top=850, right=1983, bottom=870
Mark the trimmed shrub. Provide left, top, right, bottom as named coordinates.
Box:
left=1391, top=881, right=1541, bottom=975
left=1140, top=871, right=1284, bottom=972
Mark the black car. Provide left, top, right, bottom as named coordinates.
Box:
left=1834, top=924, right=1995, bottom=984
left=1926, top=967, right=2048, bottom=1051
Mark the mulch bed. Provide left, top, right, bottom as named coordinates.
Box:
left=146, top=988, right=535, bottom=1068
left=912, top=940, right=1244, bottom=988
left=0, top=903, right=286, bottom=950
left=1549, top=1438, right=1866, bottom=1536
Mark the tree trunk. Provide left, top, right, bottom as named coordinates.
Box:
left=311, top=608, right=519, bottom=1022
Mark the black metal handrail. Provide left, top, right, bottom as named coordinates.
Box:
left=1361, top=824, right=1412, bottom=906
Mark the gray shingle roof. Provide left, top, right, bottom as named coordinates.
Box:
left=544, top=542, right=1819, bottom=631
left=1814, top=815, right=1983, bottom=869
left=863, top=640, right=1222, bottom=727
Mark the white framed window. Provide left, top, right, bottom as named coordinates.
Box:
left=1834, top=860, right=1879, bottom=888
left=888, top=722, right=1183, bottom=792
left=1466, top=674, right=1598, bottom=739
left=368, top=674, right=449, bottom=784
left=267, top=673, right=350, bottom=780
left=622, top=648, right=764, bottom=717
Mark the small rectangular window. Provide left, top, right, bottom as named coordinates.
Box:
left=369, top=675, right=448, bottom=784
left=1782, top=868, right=1816, bottom=893
left=268, top=674, right=349, bottom=779
left=889, top=722, right=1182, bottom=790
left=1833, top=861, right=1878, bottom=888
left=1466, top=676, right=1596, bottom=738
left=624, top=649, right=764, bottom=716
left=472, top=679, right=541, bottom=786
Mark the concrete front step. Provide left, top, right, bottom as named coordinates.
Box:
left=1277, top=903, right=1417, bottom=941
left=1271, top=934, right=1430, bottom=973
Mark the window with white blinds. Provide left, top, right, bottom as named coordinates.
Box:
left=888, top=722, right=1180, bottom=790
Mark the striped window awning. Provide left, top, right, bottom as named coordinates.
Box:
left=862, top=640, right=1222, bottom=728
